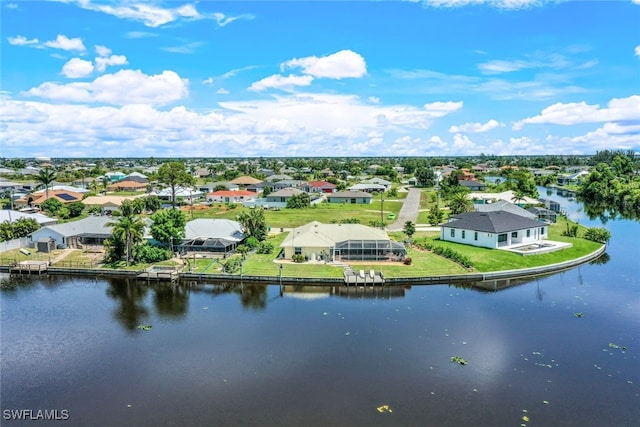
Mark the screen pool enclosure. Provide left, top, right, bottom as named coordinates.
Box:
left=333, top=240, right=406, bottom=261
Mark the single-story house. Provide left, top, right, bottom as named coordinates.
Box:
left=271, top=179, right=306, bottom=191
left=557, top=170, right=589, bottom=186
left=539, top=198, right=561, bottom=213
left=151, top=187, right=203, bottom=204
left=0, top=209, right=57, bottom=226
left=29, top=216, right=115, bottom=249
left=82, top=195, right=145, bottom=214
left=229, top=176, right=263, bottom=188
left=178, top=219, right=246, bottom=254
left=105, top=171, right=127, bottom=182
left=280, top=221, right=406, bottom=261
left=441, top=211, right=548, bottom=249
left=264, top=174, right=293, bottom=182
left=266, top=187, right=304, bottom=204
left=14, top=189, right=84, bottom=210
left=468, top=190, right=539, bottom=207
left=122, top=172, right=148, bottom=183
left=361, top=178, right=392, bottom=190
left=107, top=180, right=147, bottom=192
left=207, top=190, right=258, bottom=204
left=327, top=191, right=373, bottom=204
left=527, top=206, right=558, bottom=223
left=349, top=183, right=386, bottom=193
left=303, top=180, right=337, bottom=193
left=198, top=182, right=240, bottom=193
left=474, top=200, right=537, bottom=220
left=459, top=180, right=487, bottom=191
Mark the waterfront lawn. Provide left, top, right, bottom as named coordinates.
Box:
left=0, top=248, right=51, bottom=264
left=417, top=218, right=603, bottom=272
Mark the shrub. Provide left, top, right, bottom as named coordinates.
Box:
left=292, top=254, right=306, bottom=263
left=340, top=217, right=360, bottom=224
left=133, top=244, right=172, bottom=263
left=223, top=256, right=242, bottom=273
left=245, top=236, right=259, bottom=249
left=256, top=241, right=274, bottom=254
left=583, top=227, right=611, bottom=243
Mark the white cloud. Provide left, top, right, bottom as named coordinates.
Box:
left=449, top=119, right=502, bottom=133
left=635, top=45, right=640, bottom=56
left=8, top=35, right=39, bottom=46
left=61, top=58, right=94, bottom=78
left=69, top=0, right=252, bottom=28
left=248, top=74, right=314, bottom=92
left=95, top=45, right=111, bottom=57
left=161, top=42, right=205, bottom=54
left=478, top=52, right=571, bottom=75
left=124, top=31, right=158, bottom=39
left=282, top=50, right=367, bottom=79
left=369, top=96, right=380, bottom=104
left=513, top=95, right=640, bottom=129
left=202, top=77, right=214, bottom=86
left=452, top=133, right=475, bottom=150
left=421, top=0, right=548, bottom=9
left=25, top=70, right=188, bottom=106
left=216, top=88, right=230, bottom=95
left=43, top=34, right=86, bottom=52
left=94, top=55, right=128, bottom=72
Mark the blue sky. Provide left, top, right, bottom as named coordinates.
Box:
left=1, top=0, right=639, bottom=158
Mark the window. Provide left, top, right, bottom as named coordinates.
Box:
left=541, top=227, right=545, bottom=234
left=474, top=231, right=478, bottom=241
left=462, top=230, right=466, bottom=239
left=450, top=229, right=455, bottom=238
left=294, top=247, right=302, bottom=255
left=498, top=234, right=507, bottom=243
left=526, top=229, right=531, bottom=238
left=511, top=231, right=518, bottom=238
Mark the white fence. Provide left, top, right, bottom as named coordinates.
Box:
left=0, top=237, right=30, bottom=253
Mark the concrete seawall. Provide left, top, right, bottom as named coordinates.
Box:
left=1, top=245, right=606, bottom=289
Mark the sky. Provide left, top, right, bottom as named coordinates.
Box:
left=1, top=0, right=639, bottom=159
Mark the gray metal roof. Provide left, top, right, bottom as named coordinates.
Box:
left=34, top=216, right=113, bottom=237
left=444, top=211, right=545, bottom=233
left=184, top=219, right=245, bottom=242
left=474, top=200, right=536, bottom=219
left=328, top=191, right=373, bottom=198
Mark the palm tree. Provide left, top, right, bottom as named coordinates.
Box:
left=107, top=200, right=146, bottom=265
left=35, top=167, right=56, bottom=199
left=448, top=192, right=473, bottom=215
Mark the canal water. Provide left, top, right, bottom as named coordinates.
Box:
left=1, top=193, right=638, bottom=426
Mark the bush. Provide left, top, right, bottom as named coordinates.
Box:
left=245, top=236, right=259, bottom=249
left=223, top=256, right=243, bottom=273
left=583, top=227, right=611, bottom=243
left=133, top=244, right=172, bottom=263
left=256, top=241, right=274, bottom=254
left=414, top=239, right=474, bottom=268
left=292, top=254, right=306, bottom=263
left=340, top=217, right=360, bottom=224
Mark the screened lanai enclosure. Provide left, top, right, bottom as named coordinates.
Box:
left=177, top=237, right=241, bottom=255
left=333, top=239, right=406, bottom=261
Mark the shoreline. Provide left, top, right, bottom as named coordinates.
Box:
left=1, top=245, right=606, bottom=289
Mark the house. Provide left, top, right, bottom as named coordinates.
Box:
left=271, top=179, right=306, bottom=191
left=29, top=216, right=115, bottom=249
left=303, top=180, right=337, bottom=193
left=527, top=206, right=558, bottom=223
left=539, top=198, right=561, bottom=213
left=468, top=190, right=539, bottom=207
left=207, top=190, right=258, bottom=204
left=198, top=182, right=240, bottom=193
left=474, top=200, right=537, bottom=220
left=264, top=174, right=293, bottom=182
left=441, top=211, right=548, bottom=249
left=82, top=195, right=145, bottom=215
left=280, top=221, right=406, bottom=261
left=107, top=180, right=148, bottom=192
left=0, top=209, right=57, bottom=226
left=458, top=180, right=487, bottom=191
left=557, top=170, right=589, bottom=186
left=229, top=176, right=263, bottom=188
left=122, top=172, right=148, bottom=183
left=361, top=178, right=392, bottom=190
left=266, top=187, right=304, bottom=204
left=104, top=171, right=126, bottom=182
left=14, top=189, right=84, bottom=210
left=151, top=187, right=203, bottom=204
left=178, top=219, right=246, bottom=254
left=349, top=183, right=386, bottom=193
left=327, top=191, right=373, bottom=204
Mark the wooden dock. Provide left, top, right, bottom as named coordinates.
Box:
left=343, top=267, right=385, bottom=285
left=10, top=261, right=49, bottom=276
left=137, top=267, right=179, bottom=282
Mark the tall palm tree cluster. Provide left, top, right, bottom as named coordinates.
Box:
left=106, top=200, right=146, bottom=265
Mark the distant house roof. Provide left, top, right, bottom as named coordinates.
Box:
left=184, top=219, right=245, bottom=242
left=264, top=174, right=293, bottom=182
left=107, top=180, right=147, bottom=190
left=280, top=221, right=391, bottom=248
left=328, top=190, right=373, bottom=199
left=208, top=190, right=256, bottom=198
left=349, top=183, right=386, bottom=191
left=229, top=176, right=263, bottom=185
left=445, top=211, right=545, bottom=234
left=474, top=200, right=536, bottom=219
left=269, top=187, right=303, bottom=197
left=15, top=189, right=84, bottom=206
left=0, top=210, right=57, bottom=225
left=468, top=190, right=539, bottom=205
left=459, top=180, right=486, bottom=189
left=307, top=180, right=336, bottom=188
left=35, top=185, right=90, bottom=194
left=82, top=195, right=144, bottom=207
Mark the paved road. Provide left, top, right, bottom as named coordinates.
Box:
left=387, top=187, right=422, bottom=231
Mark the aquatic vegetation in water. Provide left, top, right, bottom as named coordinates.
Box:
left=451, top=356, right=468, bottom=365
left=574, top=312, right=584, bottom=317
left=608, top=343, right=627, bottom=351
left=376, top=405, right=392, bottom=413
left=137, top=324, right=152, bottom=331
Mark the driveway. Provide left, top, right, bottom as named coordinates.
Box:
left=387, top=187, right=421, bottom=231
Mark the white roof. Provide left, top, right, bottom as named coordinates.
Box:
left=184, top=219, right=245, bottom=241
left=467, top=190, right=539, bottom=205
left=152, top=187, right=203, bottom=198
left=280, top=221, right=390, bottom=248
left=34, top=185, right=90, bottom=194
left=0, top=209, right=56, bottom=225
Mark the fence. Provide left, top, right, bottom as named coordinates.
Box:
left=0, top=237, right=30, bottom=253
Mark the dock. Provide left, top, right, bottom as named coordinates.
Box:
left=137, top=266, right=180, bottom=283
left=10, top=261, right=49, bottom=276
left=343, top=267, right=385, bottom=285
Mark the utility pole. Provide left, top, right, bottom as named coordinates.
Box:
left=380, top=192, right=384, bottom=230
